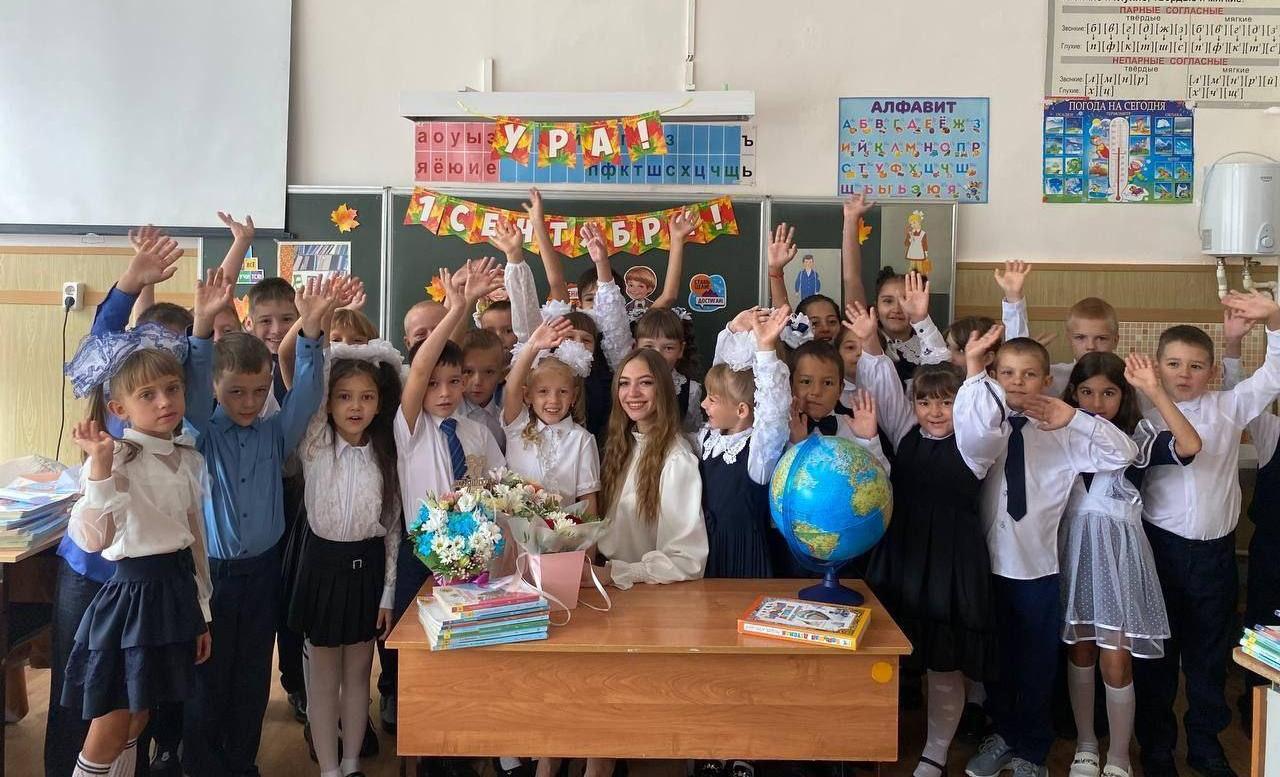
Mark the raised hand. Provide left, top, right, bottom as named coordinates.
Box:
left=122, top=227, right=184, bottom=290
left=529, top=317, right=574, bottom=351
left=1222, top=290, right=1280, bottom=322
left=581, top=221, right=608, bottom=265
left=846, top=389, right=879, bottom=440
left=788, top=397, right=808, bottom=444
left=728, top=306, right=766, bottom=334
left=842, top=193, right=874, bottom=222
left=843, top=301, right=879, bottom=344
left=767, top=222, right=798, bottom=271
left=342, top=280, right=368, bottom=312
left=669, top=207, right=698, bottom=245
left=72, top=420, right=115, bottom=470
left=1020, top=394, right=1075, bottom=431
left=492, top=217, right=525, bottom=257
left=993, top=260, right=1031, bottom=302
left=1224, top=307, right=1257, bottom=344
left=965, top=323, right=1004, bottom=376
left=754, top=305, right=791, bottom=351
left=1123, top=353, right=1162, bottom=397
left=217, top=212, right=255, bottom=243
left=462, top=257, right=503, bottom=303
left=522, top=187, right=545, bottom=221
left=193, top=268, right=234, bottom=327
left=331, top=274, right=363, bottom=309
left=901, top=271, right=931, bottom=324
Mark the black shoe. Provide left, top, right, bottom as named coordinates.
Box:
left=493, top=758, right=535, bottom=777
left=360, top=716, right=379, bottom=758
left=1187, top=752, right=1238, bottom=777
left=149, top=749, right=182, bottom=777
left=728, top=761, right=756, bottom=777
left=956, top=701, right=991, bottom=745
left=1141, top=751, right=1180, bottom=777
left=380, top=693, right=397, bottom=734
left=288, top=691, right=308, bottom=723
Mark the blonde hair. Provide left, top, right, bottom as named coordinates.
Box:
left=1068, top=297, right=1119, bottom=335
left=599, top=349, right=680, bottom=524
left=520, top=357, right=586, bottom=443
left=703, top=364, right=755, bottom=412
left=86, top=348, right=185, bottom=463
left=330, top=308, right=378, bottom=342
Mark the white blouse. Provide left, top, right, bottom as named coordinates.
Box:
left=885, top=315, right=951, bottom=367
left=589, top=279, right=635, bottom=373
left=72, top=428, right=214, bottom=621
left=503, top=408, right=601, bottom=503
left=598, top=433, right=708, bottom=589
left=299, top=417, right=401, bottom=610
left=697, top=350, right=791, bottom=485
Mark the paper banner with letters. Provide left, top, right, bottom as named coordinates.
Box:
left=1042, top=98, right=1193, bottom=204
left=837, top=97, right=990, bottom=202
left=493, top=112, right=665, bottom=166
left=403, top=188, right=738, bottom=259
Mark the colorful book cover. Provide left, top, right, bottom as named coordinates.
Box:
left=417, top=595, right=546, bottom=626
left=736, top=595, right=871, bottom=651
left=432, top=581, right=543, bottom=614
left=427, top=629, right=548, bottom=651
left=423, top=611, right=550, bottom=639
left=429, top=622, right=550, bottom=646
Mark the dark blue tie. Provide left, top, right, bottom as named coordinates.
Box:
left=439, top=418, right=467, bottom=482
left=1006, top=416, right=1028, bottom=521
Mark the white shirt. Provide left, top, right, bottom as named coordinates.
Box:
left=886, top=315, right=951, bottom=369
left=299, top=421, right=401, bottom=610
left=1223, top=356, right=1280, bottom=469
left=72, top=428, right=214, bottom=621
left=503, top=408, right=601, bottom=503
left=590, top=279, right=635, bottom=373
left=1141, top=327, right=1280, bottom=540
left=598, top=433, right=708, bottom=589
left=394, top=409, right=506, bottom=533
left=954, top=373, right=1139, bottom=579
left=504, top=260, right=542, bottom=345
left=461, top=395, right=506, bottom=454
left=697, top=351, right=791, bottom=485
left=1001, top=298, right=1073, bottom=396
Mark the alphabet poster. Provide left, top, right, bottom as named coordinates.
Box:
left=837, top=97, right=990, bottom=202
left=1042, top=98, right=1194, bottom=204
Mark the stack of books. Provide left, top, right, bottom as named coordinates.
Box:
left=417, top=581, right=550, bottom=651
left=0, top=474, right=78, bottom=551
left=737, top=594, right=872, bottom=651
left=1240, top=625, right=1280, bottom=672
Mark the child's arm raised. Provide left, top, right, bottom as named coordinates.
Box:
left=653, top=208, right=698, bottom=309
left=216, top=211, right=255, bottom=285
left=843, top=389, right=891, bottom=473
left=766, top=223, right=797, bottom=308
left=280, top=276, right=347, bottom=455
left=1125, top=353, right=1201, bottom=459
left=525, top=188, right=569, bottom=302
left=993, top=260, right=1031, bottom=340
left=1220, top=290, right=1280, bottom=425
left=502, top=317, right=573, bottom=427
left=900, top=271, right=950, bottom=364
left=848, top=303, right=913, bottom=446
left=119, top=225, right=184, bottom=326
left=746, top=307, right=793, bottom=484
left=494, top=217, right=540, bottom=344
left=841, top=195, right=873, bottom=306
left=185, top=268, right=234, bottom=434
left=1021, top=391, right=1140, bottom=473
left=402, top=260, right=502, bottom=433
left=583, top=222, right=635, bottom=372
left=67, top=420, right=119, bottom=553
left=953, top=326, right=1011, bottom=478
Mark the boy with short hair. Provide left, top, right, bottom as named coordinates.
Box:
left=181, top=277, right=337, bottom=777
left=995, top=261, right=1119, bottom=395
left=478, top=299, right=517, bottom=354
left=136, top=300, right=194, bottom=332
left=403, top=299, right=448, bottom=351
left=459, top=328, right=507, bottom=451
left=1135, top=293, right=1280, bottom=777
left=955, top=333, right=1139, bottom=777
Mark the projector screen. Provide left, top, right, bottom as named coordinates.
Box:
left=0, top=1, right=291, bottom=232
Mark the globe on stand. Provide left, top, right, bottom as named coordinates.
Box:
left=769, top=435, right=892, bottom=605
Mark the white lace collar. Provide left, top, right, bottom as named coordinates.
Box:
left=700, top=426, right=753, bottom=464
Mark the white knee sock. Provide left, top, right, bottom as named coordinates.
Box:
left=915, top=670, right=965, bottom=777
left=107, top=738, right=137, bottom=777
left=965, top=678, right=986, bottom=706
left=1068, top=661, right=1099, bottom=754
left=308, top=640, right=344, bottom=773
left=340, top=640, right=376, bottom=776
left=72, top=753, right=111, bottom=777
left=1104, top=681, right=1135, bottom=771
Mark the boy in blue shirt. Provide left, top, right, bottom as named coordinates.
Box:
left=180, top=276, right=338, bottom=777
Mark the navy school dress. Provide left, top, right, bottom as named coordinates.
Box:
left=584, top=342, right=613, bottom=442
left=62, top=549, right=207, bottom=719
left=865, top=427, right=998, bottom=680
left=700, top=434, right=773, bottom=579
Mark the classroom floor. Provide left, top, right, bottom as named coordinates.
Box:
left=4, top=650, right=1255, bottom=777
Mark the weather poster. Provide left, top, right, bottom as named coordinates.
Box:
left=1043, top=99, right=1193, bottom=204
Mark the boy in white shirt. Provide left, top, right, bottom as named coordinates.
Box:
left=378, top=260, right=506, bottom=745
left=996, top=261, right=1120, bottom=396
left=458, top=328, right=507, bottom=453
left=955, top=334, right=1138, bottom=777
left=1134, top=292, right=1280, bottom=777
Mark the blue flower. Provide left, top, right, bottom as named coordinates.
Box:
left=448, top=511, right=478, bottom=538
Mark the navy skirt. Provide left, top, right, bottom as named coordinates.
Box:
left=61, top=549, right=207, bottom=720
left=288, top=527, right=385, bottom=647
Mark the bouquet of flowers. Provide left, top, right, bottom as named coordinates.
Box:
left=409, top=486, right=506, bottom=585
left=478, top=469, right=609, bottom=554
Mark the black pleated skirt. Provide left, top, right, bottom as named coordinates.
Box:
left=287, top=527, right=385, bottom=647
left=61, top=549, right=207, bottom=719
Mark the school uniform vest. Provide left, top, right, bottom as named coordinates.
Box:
left=700, top=437, right=772, bottom=579
left=677, top=378, right=692, bottom=422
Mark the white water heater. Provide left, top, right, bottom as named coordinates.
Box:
left=1200, top=157, right=1280, bottom=257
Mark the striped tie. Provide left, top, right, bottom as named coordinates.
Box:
left=440, top=418, right=467, bottom=482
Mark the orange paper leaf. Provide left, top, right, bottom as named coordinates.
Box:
left=858, top=219, right=873, bottom=245
left=331, top=203, right=360, bottom=233
left=426, top=276, right=446, bottom=303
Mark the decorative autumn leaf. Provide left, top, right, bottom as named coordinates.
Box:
left=858, top=219, right=873, bottom=246
left=233, top=294, right=251, bottom=328
left=331, top=203, right=360, bottom=233
left=426, top=276, right=446, bottom=303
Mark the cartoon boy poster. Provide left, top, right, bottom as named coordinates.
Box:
left=794, top=254, right=821, bottom=298
left=624, top=265, right=658, bottom=318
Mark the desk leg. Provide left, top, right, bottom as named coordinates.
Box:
left=401, top=755, right=419, bottom=777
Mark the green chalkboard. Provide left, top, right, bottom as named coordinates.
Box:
left=202, top=190, right=385, bottom=325
left=388, top=192, right=763, bottom=376
left=768, top=199, right=956, bottom=326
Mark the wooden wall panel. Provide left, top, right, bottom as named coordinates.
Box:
left=0, top=247, right=197, bottom=466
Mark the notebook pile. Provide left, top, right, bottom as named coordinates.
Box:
left=417, top=580, right=549, bottom=650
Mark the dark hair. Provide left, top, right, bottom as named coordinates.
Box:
left=408, top=338, right=463, bottom=371
left=247, top=277, right=297, bottom=312
left=911, top=362, right=964, bottom=401
left=1063, top=351, right=1141, bottom=433
left=996, top=337, right=1051, bottom=375
left=577, top=267, right=599, bottom=293
left=213, top=332, right=271, bottom=379
left=1158, top=324, right=1214, bottom=362
left=789, top=340, right=844, bottom=383
left=797, top=294, right=839, bottom=321
left=946, top=316, right=998, bottom=349
left=324, top=359, right=403, bottom=511
left=633, top=307, right=699, bottom=377
left=874, top=267, right=909, bottom=295
left=460, top=328, right=503, bottom=354
left=136, top=302, right=194, bottom=333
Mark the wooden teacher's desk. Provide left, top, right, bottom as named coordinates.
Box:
left=387, top=579, right=912, bottom=765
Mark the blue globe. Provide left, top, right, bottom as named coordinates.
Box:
left=770, top=435, right=892, bottom=603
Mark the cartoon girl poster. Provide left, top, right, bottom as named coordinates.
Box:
left=904, top=210, right=931, bottom=275
left=623, top=265, right=657, bottom=318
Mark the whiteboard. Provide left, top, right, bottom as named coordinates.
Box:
left=0, top=0, right=291, bottom=231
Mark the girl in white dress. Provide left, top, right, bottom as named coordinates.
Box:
left=1059, top=352, right=1199, bottom=777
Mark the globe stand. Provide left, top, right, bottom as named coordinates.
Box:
left=798, top=568, right=864, bottom=606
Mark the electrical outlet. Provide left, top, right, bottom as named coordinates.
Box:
left=61, top=282, right=84, bottom=311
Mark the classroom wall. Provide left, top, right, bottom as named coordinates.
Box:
left=289, top=0, right=1280, bottom=265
